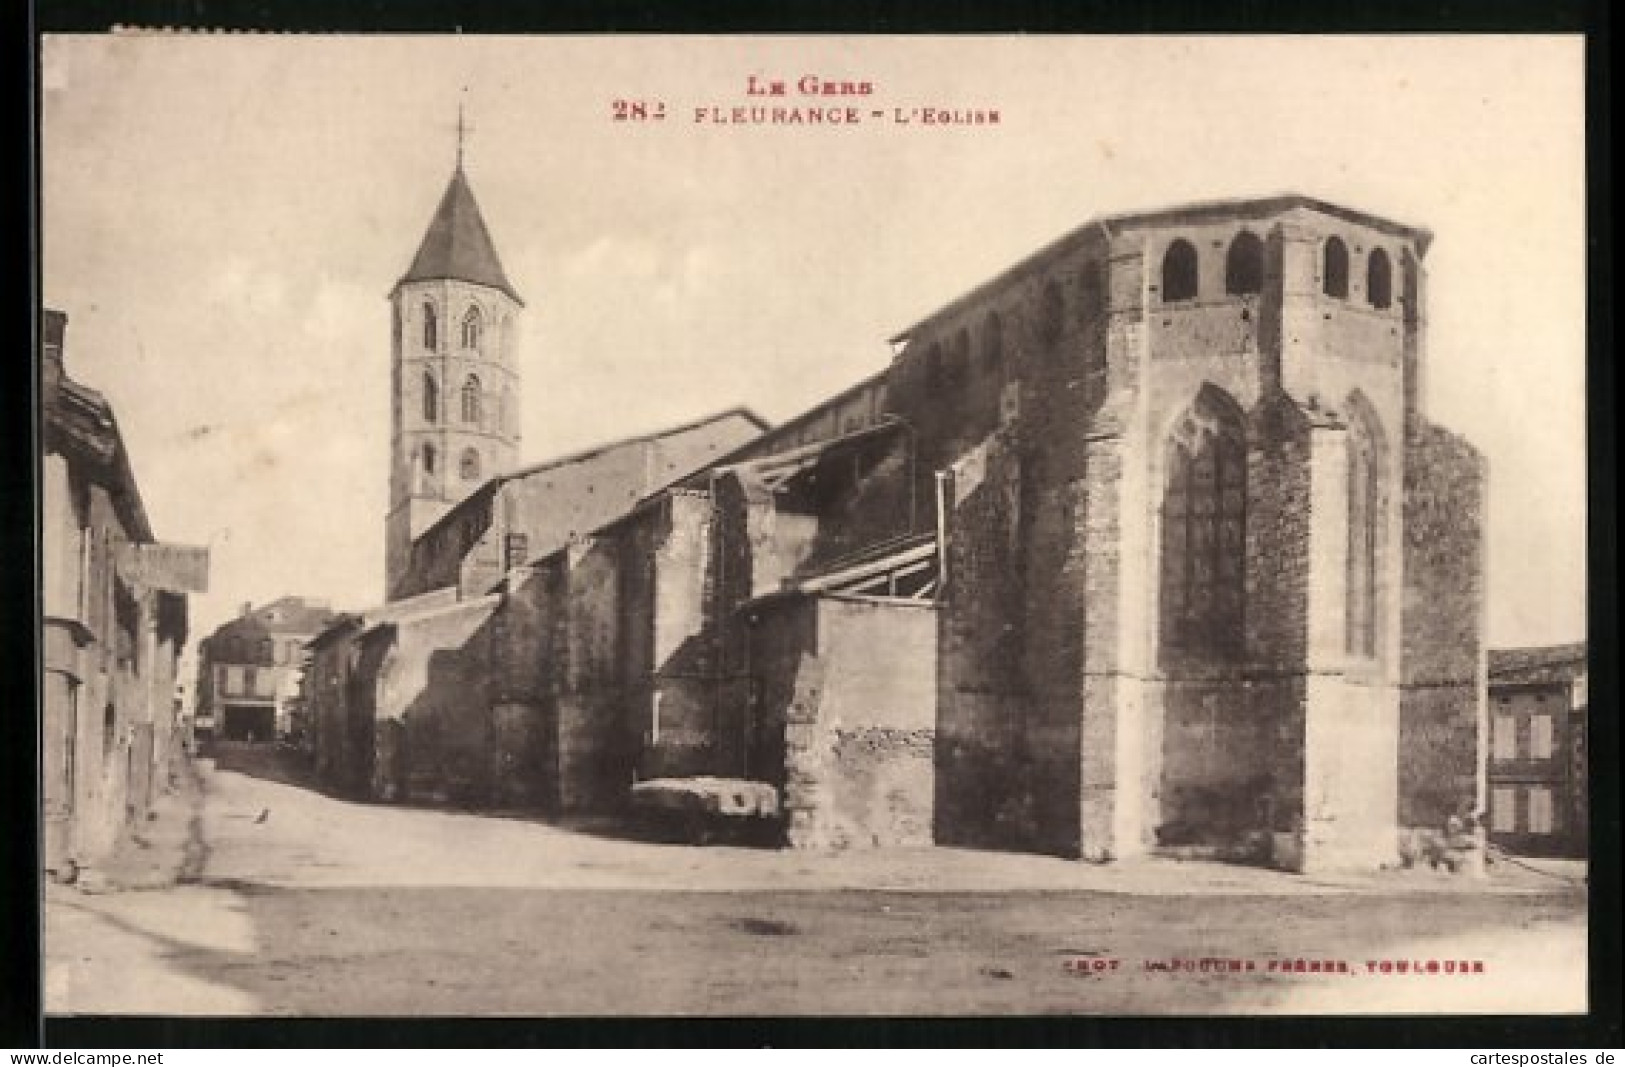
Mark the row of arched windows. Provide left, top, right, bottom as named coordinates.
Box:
left=918, top=266, right=1109, bottom=387
left=422, top=372, right=488, bottom=425
left=420, top=302, right=502, bottom=352
left=1160, top=232, right=1395, bottom=309
left=420, top=443, right=483, bottom=482
left=1320, top=237, right=1392, bottom=308
left=1158, top=386, right=1385, bottom=663
left=1160, top=233, right=1264, bottom=302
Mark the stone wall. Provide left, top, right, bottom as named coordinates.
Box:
left=557, top=536, right=634, bottom=812
left=643, top=492, right=726, bottom=780
left=1241, top=394, right=1315, bottom=838
left=1398, top=417, right=1487, bottom=828
left=935, top=429, right=1032, bottom=848
left=750, top=595, right=937, bottom=849
left=371, top=596, right=501, bottom=804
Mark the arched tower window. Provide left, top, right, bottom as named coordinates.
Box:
left=979, top=312, right=1003, bottom=375
left=1323, top=236, right=1349, bottom=299
left=422, top=372, right=439, bottom=423
left=461, top=305, right=483, bottom=350
left=422, top=302, right=438, bottom=351
left=1367, top=248, right=1392, bottom=309
left=1345, top=400, right=1385, bottom=658
left=460, top=448, right=481, bottom=481
left=1225, top=231, right=1264, bottom=295
left=461, top=375, right=482, bottom=424
left=422, top=443, right=437, bottom=476
left=1161, top=239, right=1198, bottom=302
left=1160, top=389, right=1247, bottom=661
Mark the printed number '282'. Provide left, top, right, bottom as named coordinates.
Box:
left=612, top=100, right=667, bottom=121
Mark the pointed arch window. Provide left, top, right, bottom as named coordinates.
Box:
left=422, top=443, right=437, bottom=476
left=1345, top=409, right=1383, bottom=657
left=422, top=302, right=438, bottom=350
left=1160, top=392, right=1247, bottom=661
left=422, top=372, right=439, bottom=423
left=1367, top=248, right=1392, bottom=309
left=460, top=448, right=481, bottom=481
left=1225, top=231, right=1264, bottom=295
left=1323, top=237, right=1350, bottom=299
left=461, top=306, right=483, bottom=350
left=461, top=375, right=482, bottom=424
left=1161, top=239, right=1198, bottom=302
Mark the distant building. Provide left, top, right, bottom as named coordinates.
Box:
left=194, top=597, right=338, bottom=746
left=1487, top=643, right=1587, bottom=857
left=40, top=308, right=206, bottom=882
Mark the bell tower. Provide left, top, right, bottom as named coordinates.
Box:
left=385, top=126, right=523, bottom=601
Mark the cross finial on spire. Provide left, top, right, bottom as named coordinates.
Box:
left=455, top=96, right=468, bottom=170
left=455, top=90, right=468, bottom=170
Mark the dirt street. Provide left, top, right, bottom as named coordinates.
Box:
left=44, top=759, right=1588, bottom=1016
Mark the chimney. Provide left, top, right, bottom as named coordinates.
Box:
left=240, top=601, right=253, bottom=618
left=42, top=309, right=67, bottom=406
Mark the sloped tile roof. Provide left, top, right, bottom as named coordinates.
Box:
left=1488, top=642, right=1588, bottom=684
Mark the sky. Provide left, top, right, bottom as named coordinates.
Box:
left=40, top=34, right=1586, bottom=652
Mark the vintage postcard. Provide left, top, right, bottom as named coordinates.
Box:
left=38, top=33, right=1588, bottom=1019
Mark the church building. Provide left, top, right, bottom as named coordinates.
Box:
left=312, top=169, right=1487, bottom=875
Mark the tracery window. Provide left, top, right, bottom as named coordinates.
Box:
left=1160, top=392, right=1247, bottom=660
left=461, top=375, right=482, bottom=424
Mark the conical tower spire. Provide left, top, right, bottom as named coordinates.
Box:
left=394, top=164, right=522, bottom=305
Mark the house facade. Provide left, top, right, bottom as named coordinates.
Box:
left=194, top=596, right=339, bottom=746
left=1487, top=643, right=1587, bottom=857
left=40, top=308, right=205, bottom=882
